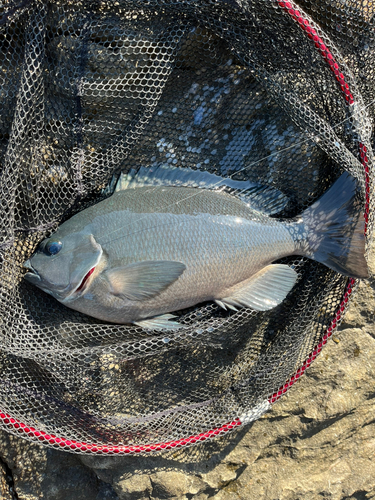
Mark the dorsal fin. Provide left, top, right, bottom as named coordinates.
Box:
left=107, top=164, right=288, bottom=215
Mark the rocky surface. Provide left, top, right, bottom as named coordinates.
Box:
left=0, top=252, right=374, bottom=500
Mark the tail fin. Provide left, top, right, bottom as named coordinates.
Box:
left=300, top=172, right=368, bottom=279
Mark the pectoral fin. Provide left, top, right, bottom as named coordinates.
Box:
left=105, top=260, right=186, bottom=301
left=219, top=264, right=297, bottom=311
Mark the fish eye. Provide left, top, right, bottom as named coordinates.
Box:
left=45, top=241, right=62, bottom=256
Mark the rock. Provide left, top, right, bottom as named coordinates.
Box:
left=115, top=473, right=152, bottom=499
left=0, top=430, right=47, bottom=500
left=0, top=457, right=14, bottom=500
left=0, top=430, right=118, bottom=500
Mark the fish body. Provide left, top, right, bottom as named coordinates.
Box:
left=24, top=167, right=368, bottom=330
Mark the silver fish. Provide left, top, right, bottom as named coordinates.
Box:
left=24, top=166, right=368, bottom=330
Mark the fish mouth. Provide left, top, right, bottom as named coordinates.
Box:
left=24, top=260, right=41, bottom=283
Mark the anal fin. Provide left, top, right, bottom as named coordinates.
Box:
left=219, top=264, right=297, bottom=312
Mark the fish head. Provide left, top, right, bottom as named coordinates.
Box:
left=24, top=227, right=103, bottom=301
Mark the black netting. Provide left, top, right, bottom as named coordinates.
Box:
left=0, top=0, right=373, bottom=453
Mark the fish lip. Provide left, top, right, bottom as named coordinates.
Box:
left=24, top=259, right=37, bottom=273
left=24, top=271, right=41, bottom=283
left=24, top=260, right=41, bottom=281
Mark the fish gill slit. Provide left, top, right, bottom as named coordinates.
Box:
left=76, top=267, right=96, bottom=293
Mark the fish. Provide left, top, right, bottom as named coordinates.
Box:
left=24, top=165, right=368, bottom=330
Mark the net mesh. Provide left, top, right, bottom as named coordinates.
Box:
left=0, top=0, right=373, bottom=453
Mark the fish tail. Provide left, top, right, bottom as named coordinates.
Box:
left=299, top=172, right=368, bottom=279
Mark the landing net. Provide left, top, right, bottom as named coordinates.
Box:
left=0, top=0, right=373, bottom=453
